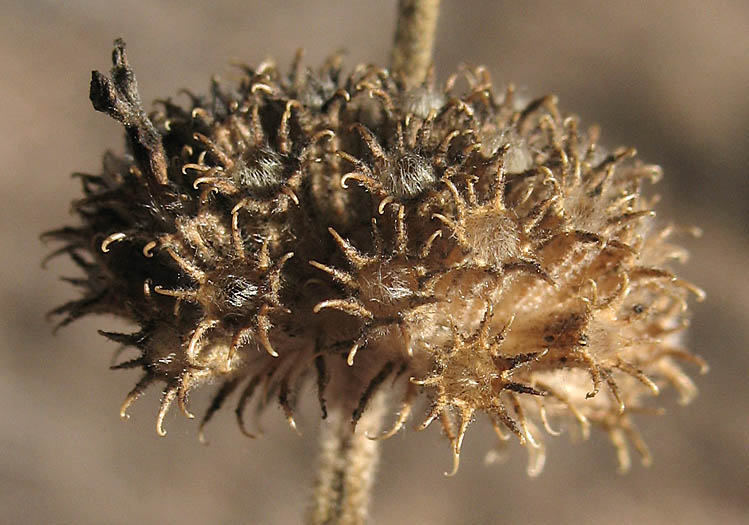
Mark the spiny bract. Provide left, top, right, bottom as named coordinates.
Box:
left=46, top=39, right=706, bottom=475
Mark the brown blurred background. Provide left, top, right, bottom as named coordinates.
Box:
left=2, top=1, right=747, bottom=523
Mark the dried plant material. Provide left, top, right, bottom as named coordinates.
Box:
left=45, top=38, right=706, bottom=481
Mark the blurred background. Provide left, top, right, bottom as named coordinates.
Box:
left=1, top=1, right=747, bottom=523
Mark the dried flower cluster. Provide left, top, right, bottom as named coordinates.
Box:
left=46, top=40, right=706, bottom=475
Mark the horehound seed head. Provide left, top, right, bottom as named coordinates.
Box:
left=45, top=38, right=706, bottom=479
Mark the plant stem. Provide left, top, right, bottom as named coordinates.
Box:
left=308, top=395, right=385, bottom=525
left=390, top=0, right=441, bottom=88
left=307, top=5, right=443, bottom=523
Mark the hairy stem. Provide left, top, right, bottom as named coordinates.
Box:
left=390, top=0, right=441, bottom=88
left=308, top=395, right=385, bottom=525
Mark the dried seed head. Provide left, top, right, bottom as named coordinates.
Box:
left=46, top=39, right=706, bottom=475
